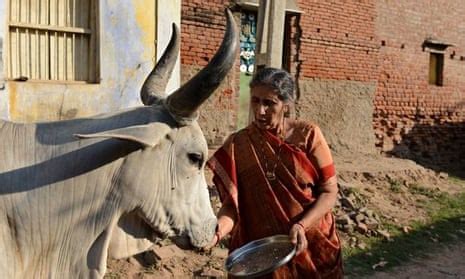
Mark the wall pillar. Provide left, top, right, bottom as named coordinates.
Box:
left=255, top=0, right=286, bottom=68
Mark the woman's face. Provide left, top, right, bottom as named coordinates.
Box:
left=250, top=85, right=287, bottom=131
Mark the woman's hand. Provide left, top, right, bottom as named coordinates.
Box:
left=289, top=223, right=308, bottom=255
left=203, top=203, right=235, bottom=251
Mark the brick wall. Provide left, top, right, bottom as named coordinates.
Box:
left=181, top=0, right=240, bottom=147
left=374, top=0, right=465, bottom=170
left=181, top=0, right=465, bottom=171
left=181, top=0, right=380, bottom=153
left=291, top=0, right=380, bottom=155
left=295, top=0, right=379, bottom=82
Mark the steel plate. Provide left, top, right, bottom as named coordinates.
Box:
left=225, top=234, right=296, bottom=277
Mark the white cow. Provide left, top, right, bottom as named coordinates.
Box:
left=0, top=9, right=238, bottom=279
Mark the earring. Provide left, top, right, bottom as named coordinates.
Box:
left=284, top=106, right=290, bottom=118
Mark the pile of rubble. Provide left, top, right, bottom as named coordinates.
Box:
left=334, top=183, right=391, bottom=248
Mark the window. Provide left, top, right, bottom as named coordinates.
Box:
left=429, top=52, right=444, bottom=86
left=7, top=0, right=99, bottom=82
left=423, top=38, right=451, bottom=87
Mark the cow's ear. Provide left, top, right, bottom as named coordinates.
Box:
left=74, top=123, right=170, bottom=147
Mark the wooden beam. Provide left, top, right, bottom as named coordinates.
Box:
left=9, top=21, right=91, bottom=34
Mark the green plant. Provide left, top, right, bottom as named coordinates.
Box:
left=344, top=186, right=362, bottom=196
left=388, top=179, right=403, bottom=193
left=408, top=184, right=446, bottom=200
left=448, top=175, right=465, bottom=184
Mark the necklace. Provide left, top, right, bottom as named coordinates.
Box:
left=260, top=137, right=284, bottom=181
left=256, top=116, right=287, bottom=181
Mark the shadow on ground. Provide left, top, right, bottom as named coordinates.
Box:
left=388, top=121, right=465, bottom=179
left=344, top=215, right=465, bottom=277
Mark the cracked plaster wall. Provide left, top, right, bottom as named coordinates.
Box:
left=0, top=0, right=179, bottom=122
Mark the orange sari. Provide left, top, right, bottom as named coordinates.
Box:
left=208, top=122, right=343, bottom=278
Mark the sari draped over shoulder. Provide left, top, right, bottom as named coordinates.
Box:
left=208, top=122, right=343, bottom=278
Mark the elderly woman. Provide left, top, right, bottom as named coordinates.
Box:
left=207, top=67, right=343, bottom=278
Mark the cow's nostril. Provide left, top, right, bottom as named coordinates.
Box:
left=188, top=218, right=217, bottom=248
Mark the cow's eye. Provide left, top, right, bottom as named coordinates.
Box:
left=187, top=152, right=204, bottom=169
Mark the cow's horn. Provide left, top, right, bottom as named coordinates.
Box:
left=164, top=9, right=238, bottom=123
left=141, top=23, right=180, bottom=106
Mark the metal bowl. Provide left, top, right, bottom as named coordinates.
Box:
left=225, top=234, right=296, bottom=277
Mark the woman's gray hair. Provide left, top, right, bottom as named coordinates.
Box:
left=249, top=67, right=295, bottom=102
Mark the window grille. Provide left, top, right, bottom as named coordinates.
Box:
left=7, top=0, right=99, bottom=82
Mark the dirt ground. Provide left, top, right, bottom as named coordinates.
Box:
left=105, top=153, right=465, bottom=278
left=361, top=242, right=465, bottom=279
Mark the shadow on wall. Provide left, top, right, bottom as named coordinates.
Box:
left=387, top=121, right=465, bottom=179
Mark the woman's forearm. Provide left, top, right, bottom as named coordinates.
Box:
left=298, top=176, right=338, bottom=229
